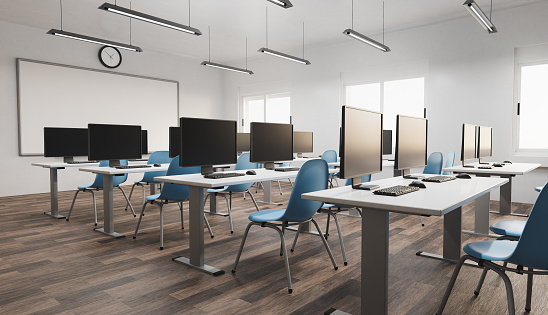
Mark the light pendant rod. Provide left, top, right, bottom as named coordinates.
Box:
left=201, top=62, right=253, bottom=75
left=47, top=29, right=143, bottom=52
left=98, top=2, right=202, bottom=36
left=343, top=29, right=390, bottom=52
left=463, top=0, right=497, bottom=33
left=258, top=48, right=311, bottom=65
left=266, top=0, right=293, bottom=9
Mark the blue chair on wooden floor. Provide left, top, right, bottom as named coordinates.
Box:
left=420, top=152, right=443, bottom=226
left=125, top=151, right=172, bottom=211
left=204, top=152, right=261, bottom=234
left=133, top=156, right=213, bottom=250
left=66, top=160, right=134, bottom=225
left=441, top=151, right=456, bottom=175
left=321, top=150, right=339, bottom=188
left=231, top=159, right=338, bottom=293
left=436, top=182, right=548, bottom=315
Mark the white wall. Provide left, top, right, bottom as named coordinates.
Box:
left=222, top=2, right=548, bottom=204
left=0, top=20, right=225, bottom=197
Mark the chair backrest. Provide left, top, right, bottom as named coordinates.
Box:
left=158, top=156, right=201, bottom=201
left=321, top=150, right=338, bottom=169
left=227, top=152, right=259, bottom=193
left=344, top=174, right=371, bottom=186
left=90, top=160, right=129, bottom=188
left=441, top=151, right=456, bottom=175
left=423, top=152, right=443, bottom=175
left=279, top=159, right=328, bottom=222
left=506, top=182, right=548, bottom=270
left=140, top=151, right=173, bottom=183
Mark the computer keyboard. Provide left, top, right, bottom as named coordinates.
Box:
left=422, top=175, right=457, bottom=183
left=373, top=185, right=420, bottom=196
left=66, top=160, right=99, bottom=164
left=478, top=166, right=492, bottom=169
left=113, top=165, right=152, bottom=169
left=203, top=172, right=245, bottom=179
left=274, top=167, right=300, bottom=172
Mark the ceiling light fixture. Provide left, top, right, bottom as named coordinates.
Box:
left=99, top=1, right=201, bottom=36
left=201, top=27, right=253, bottom=75
left=48, top=0, right=142, bottom=52
left=343, top=0, right=390, bottom=52
left=266, top=0, right=293, bottom=9
left=258, top=8, right=311, bottom=65
left=463, top=0, right=497, bottom=34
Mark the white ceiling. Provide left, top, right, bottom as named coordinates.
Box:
left=0, top=0, right=542, bottom=64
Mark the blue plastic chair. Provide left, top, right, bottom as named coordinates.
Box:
left=423, top=152, right=443, bottom=174
left=133, top=156, right=213, bottom=250
left=441, top=151, right=456, bottom=175
left=437, top=182, right=548, bottom=314
left=204, top=152, right=260, bottom=234
left=232, top=159, right=338, bottom=293
left=314, top=175, right=372, bottom=266
left=321, top=150, right=339, bottom=188
left=125, top=151, right=172, bottom=211
left=66, top=160, right=133, bottom=225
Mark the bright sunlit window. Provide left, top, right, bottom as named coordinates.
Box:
left=518, top=63, right=548, bottom=150
left=242, top=93, right=290, bottom=132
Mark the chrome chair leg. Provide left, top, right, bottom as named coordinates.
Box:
left=118, top=186, right=136, bottom=217
left=133, top=202, right=148, bottom=239
left=159, top=203, right=164, bottom=250
left=179, top=202, right=184, bottom=230
left=474, top=267, right=489, bottom=296
left=421, top=216, right=425, bottom=226
left=325, top=212, right=331, bottom=239
left=90, top=190, right=97, bottom=226
left=311, top=218, right=338, bottom=270
left=203, top=193, right=210, bottom=206
left=222, top=193, right=233, bottom=234
left=526, top=268, right=533, bottom=312
left=437, top=256, right=468, bottom=315
left=66, top=190, right=81, bottom=222
left=490, top=265, right=516, bottom=315
left=273, top=224, right=293, bottom=293
left=232, top=222, right=253, bottom=273
left=332, top=213, right=347, bottom=266
left=247, top=190, right=260, bottom=212
left=204, top=214, right=214, bottom=238
left=280, top=223, right=286, bottom=256
left=278, top=181, right=283, bottom=195
left=290, top=223, right=301, bottom=252
left=125, top=183, right=137, bottom=211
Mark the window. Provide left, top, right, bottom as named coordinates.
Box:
left=241, top=93, right=290, bottom=132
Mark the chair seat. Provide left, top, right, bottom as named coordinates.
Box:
left=207, top=187, right=228, bottom=193
left=78, top=184, right=94, bottom=190
left=490, top=220, right=526, bottom=237
left=146, top=194, right=161, bottom=201
left=248, top=209, right=285, bottom=222
left=463, top=240, right=518, bottom=261
left=535, top=186, right=543, bottom=192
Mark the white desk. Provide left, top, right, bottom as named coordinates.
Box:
left=443, top=163, right=540, bottom=223
left=154, top=168, right=337, bottom=276
left=79, top=164, right=169, bottom=238
left=302, top=175, right=507, bottom=315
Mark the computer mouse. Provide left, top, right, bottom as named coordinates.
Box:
left=409, top=181, right=426, bottom=188
left=503, top=160, right=513, bottom=164
left=456, top=173, right=471, bottom=179
left=493, top=163, right=503, bottom=167
left=246, top=170, right=256, bottom=175
left=153, top=163, right=161, bottom=167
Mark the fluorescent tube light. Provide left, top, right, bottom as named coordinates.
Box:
left=343, top=28, right=390, bottom=52
left=258, top=48, right=310, bottom=65
left=463, top=0, right=497, bottom=34
left=266, top=0, right=293, bottom=9
left=98, top=3, right=202, bottom=36
left=47, top=29, right=143, bottom=52
left=201, top=61, right=253, bottom=75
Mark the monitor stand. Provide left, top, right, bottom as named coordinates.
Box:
left=264, top=162, right=275, bottom=170
left=402, top=168, right=425, bottom=179
left=478, top=158, right=489, bottom=164
left=296, top=153, right=303, bottom=158
left=109, top=159, right=121, bottom=167
left=63, top=157, right=74, bottom=163
left=351, top=177, right=379, bottom=190
left=462, top=161, right=475, bottom=168
left=201, top=165, right=214, bottom=175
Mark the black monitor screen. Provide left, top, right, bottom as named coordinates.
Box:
left=382, top=130, right=393, bottom=155
left=477, top=126, right=492, bottom=158
left=250, top=122, right=293, bottom=163
left=293, top=131, right=313, bottom=153
left=395, top=115, right=428, bottom=170
left=169, top=127, right=181, bottom=158
left=88, top=124, right=142, bottom=161
left=180, top=117, right=237, bottom=167
left=341, top=106, right=383, bottom=179
left=44, top=127, right=88, bottom=157
left=141, top=130, right=148, bottom=154
left=461, top=124, right=477, bottom=161
left=237, top=133, right=250, bottom=152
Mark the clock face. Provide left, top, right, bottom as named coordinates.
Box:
left=99, top=46, right=122, bottom=69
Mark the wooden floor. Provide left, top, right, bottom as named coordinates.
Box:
left=0, top=182, right=545, bottom=314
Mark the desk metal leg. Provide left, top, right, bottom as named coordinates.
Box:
left=94, top=175, right=124, bottom=238
left=150, top=183, right=158, bottom=195
left=256, top=181, right=283, bottom=206
left=463, top=193, right=498, bottom=238
left=417, top=207, right=462, bottom=263
left=204, top=193, right=229, bottom=216
left=490, top=176, right=527, bottom=217
left=44, top=168, right=65, bottom=219
left=173, top=186, right=224, bottom=276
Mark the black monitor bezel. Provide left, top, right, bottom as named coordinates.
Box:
left=250, top=122, right=294, bottom=163
left=141, top=130, right=148, bottom=154
left=382, top=129, right=393, bottom=155
left=43, top=127, right=89, bottom=158
left=394, top=115, right=428, bottom=170
left=237, top=132, right=251, bottom=152
left=88, top=123, right=142, bottom=161
left=477, top=125, right=493, bottom=159
left=169, top=126, right=181, bottom=158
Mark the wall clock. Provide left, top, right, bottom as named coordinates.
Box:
left=98, top=46, right=122, bottom=69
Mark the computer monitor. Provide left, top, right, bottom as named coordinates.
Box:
left=395, top=115, right=428, bottom=178
left=382, top=130, right=393, bottom=155
left=237, top=133, right=250, bottom=154
left=293, top=131, right=313, bottom=158
left=169, top=127, right=180, bottom=158
left=461, top=123, right=477, bottom=167
left=250, top=122, right=293, bottom=169
left=141, top=130, right=148, bottom=154
left=341, top=106, right=383, bottom=190
left=477, top=125, right=492, bottom=163
left=43, top=127, right=88, bottom=162
left=180, top=117, right=237, bottom=174
left=88, top=123, right=142, bottom=166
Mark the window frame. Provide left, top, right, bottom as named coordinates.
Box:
left=239, top=91, right=291, bottom=133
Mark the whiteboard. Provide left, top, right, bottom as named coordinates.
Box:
left=17, top=59, right=179, bottom=156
